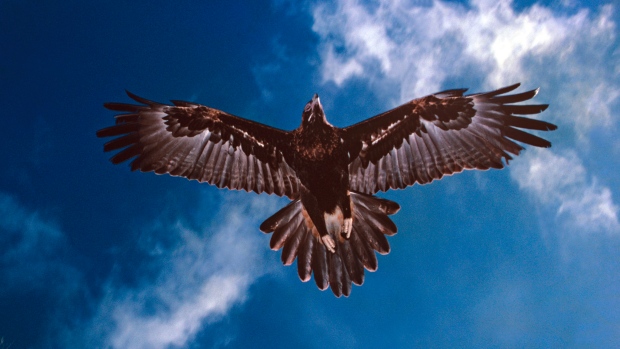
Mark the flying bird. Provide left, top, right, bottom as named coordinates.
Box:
left=97, top=83, right=556, bottom=297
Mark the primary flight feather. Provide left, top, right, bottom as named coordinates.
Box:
left=97, top=83, right=556, bottom=297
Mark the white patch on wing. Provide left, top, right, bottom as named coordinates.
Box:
left=370, top=117, right=405, bottom=145
left=233, top=126, right=265, bottom=148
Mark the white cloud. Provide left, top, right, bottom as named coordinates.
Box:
left=110, top=275, right=248, bottom=349
left=313, top=0, right=394, bottom=84
left=511, top=149, right=619, bottom=233
left=321, top=46, right=365, bottom=86
left=85, top=194, right=279, bottom=349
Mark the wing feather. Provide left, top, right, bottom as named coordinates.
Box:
left=97, top=92, right=300, bottom=198
left=408, top=135, right=432, bottom=184
left=344, top=84, right=556, bottom=194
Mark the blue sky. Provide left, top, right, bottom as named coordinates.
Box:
left=1, top=0, right=619, bottom=348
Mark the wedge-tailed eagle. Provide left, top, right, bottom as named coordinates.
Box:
left=97, top=83, right=556, bottom=297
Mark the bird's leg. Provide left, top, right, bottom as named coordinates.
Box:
left=340, top=192, right=353, bottom=239
left=301, top=189, right=336, bottom=253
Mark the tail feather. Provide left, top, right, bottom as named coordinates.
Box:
left=281, top=217, right=306, bottom=265
left=350, top=224, right=378, bottom=272
left=312, top=239, right=329, bottom=290
left=260, top=201, right=300, bottom=249
left=260, top=191, right=400, bottom=297
left=328, top=252, right=345, bottom=296
left=355, top=214, right=390, bottom=255
left=271, top=213, right=301, bottom=251
left=366, top=209, right=398, bottom=236
left=340, top=238, right=364, bottom=286
left=297, top=229, right=314, bottom=282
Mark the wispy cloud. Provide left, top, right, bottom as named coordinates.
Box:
left=0, top=192, right=85, bottom=347
left=511, top=149, right=619, bottom=234
left=82, top=194, right=278, bottom=349
left=0, top=193, right=63, bottom=271
left=0, top=192, right=82, bottom=292
left=311, top=0, right=620, bottom=235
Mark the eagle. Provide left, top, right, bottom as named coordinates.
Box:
left=97, top=83, right=556, bottom=297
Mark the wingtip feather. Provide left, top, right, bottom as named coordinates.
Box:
left=481, top=83, right=521, bottom=97
left=125, top=90, right=155, bottom=105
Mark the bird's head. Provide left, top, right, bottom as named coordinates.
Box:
left=301, top=93, right=328, bottom=126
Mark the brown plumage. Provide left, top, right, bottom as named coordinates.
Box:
left=97, top=83, right=556, bottom=297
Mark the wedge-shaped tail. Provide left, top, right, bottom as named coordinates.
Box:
left=260, top=192, right=400, bottom=297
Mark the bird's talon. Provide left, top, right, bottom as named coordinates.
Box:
left=321, top=235, right=336, bottom=253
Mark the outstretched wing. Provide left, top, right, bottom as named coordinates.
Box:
left=344, top=83, right=557, bottom=194
left=97, top=92, right=300, bottom=198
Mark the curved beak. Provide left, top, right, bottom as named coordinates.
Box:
left=312, top=93, right=323, bottom=113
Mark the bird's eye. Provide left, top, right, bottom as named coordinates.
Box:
left=304, top=104, right=311, bottom=112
